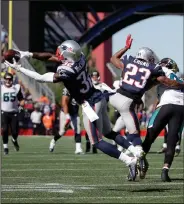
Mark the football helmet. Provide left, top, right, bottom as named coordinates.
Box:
left=136, top=47, right=156, bottom=63
left=158, top=58, right=179, bottom=73
left=4, top=72, right=13, bottom=87
left=91, top=71, right=100, bottom=85
left=56, top=40, right=82, bottom=62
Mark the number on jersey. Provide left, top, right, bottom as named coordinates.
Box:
left=3, top=92, right=16, bottom=102
left=123, top=63, right=151, bottom=88
left=77, top=71, right=93, bottom=93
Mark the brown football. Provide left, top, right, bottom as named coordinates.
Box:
left=3, top=49, right=20, bottom=63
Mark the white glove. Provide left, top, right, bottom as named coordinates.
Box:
left=13, top=49, right=33, bottom=59
left=4, top=58, right=22, bottom=71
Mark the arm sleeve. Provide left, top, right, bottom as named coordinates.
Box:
left=19, top=66, right=55, bottom=83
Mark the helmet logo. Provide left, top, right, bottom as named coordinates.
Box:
left=67, top=47, right=73, bottom=52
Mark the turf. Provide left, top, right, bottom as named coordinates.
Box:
left=1, top=136, right=184, bottom=203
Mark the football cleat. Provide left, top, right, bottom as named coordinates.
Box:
left=85, top=141, right=91, bottom=153
left=137, top=154, right=149, bottom=179
left=49, top=139, right=56, bottom=152
left=92, top=146, right=98, bottom=154
left=75, top=149, right=84, bottom=155
left=174, top=148, right=180, bottom=157
left=157, top=147, right=166, bottom=154
left=161, top=168, right=171, bottom=182
left=127, top=157, right=138, bottom=181
left=11, top=138, right=19, bottom=151
left=4, top=148, right=9, bottom=155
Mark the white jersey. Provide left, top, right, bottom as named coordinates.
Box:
left=30, top=111, right=42, bottom=124
left=157, top=67, right=184, bottom=107
left=1, top=84, right=21, bottom=112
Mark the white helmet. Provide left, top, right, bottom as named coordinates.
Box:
left=136, top=47, right=156, bottom=63
left=56, top=40, right=82, bottom=62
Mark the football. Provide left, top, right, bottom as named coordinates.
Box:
left=3, top=49, right=21, bottom=63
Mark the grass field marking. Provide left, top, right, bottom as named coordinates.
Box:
left=2, top=189, right=73, bottom=193
left=1, top=195, right=184, bottom=200
left=2, top=167, right=184, bottom=171
left=2, top=161, right=181, bottom=165
left=2, top=173, right=184, bottom=179
left=2, top=182, right=184, bottom=188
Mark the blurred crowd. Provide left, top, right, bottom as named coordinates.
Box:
left=1, top=74, right=59, bottom=135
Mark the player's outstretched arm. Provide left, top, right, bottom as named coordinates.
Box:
left=157, top=76, right=184, bottom=89
left=13, top=49, right=61, bottom=63
left=110, top=34, right=133, bottom=69
left=4, top=59, right=55, bottom=83
left=32, top=52, right=60, bottom=62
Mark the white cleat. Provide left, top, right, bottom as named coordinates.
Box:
left=127, top=157, right=138, bottom=181
left=49, top=139, right=56, bottom=152
left=75, top=149, right=84, bottom=155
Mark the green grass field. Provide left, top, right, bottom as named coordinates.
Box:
left=1, top=136, right=184, bottom=203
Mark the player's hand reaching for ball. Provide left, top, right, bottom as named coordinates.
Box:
left=4, top=58, right=22, bottom=71
left=13, top=49, right=33, bottom=59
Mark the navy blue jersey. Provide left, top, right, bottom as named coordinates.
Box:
left=120, top=55, right=164, bottom=96
left=56, top=54, right=103, bottom=105
left=62, top=87, right=79, bottom=115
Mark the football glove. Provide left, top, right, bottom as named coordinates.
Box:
left=4, top=58, right=21, bottom=71
left=125, top=34, right=133, bottom=49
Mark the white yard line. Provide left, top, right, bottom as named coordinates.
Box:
left=1, top=195, right=184, bottom=200
left=2, top=182, right=184, bottom=187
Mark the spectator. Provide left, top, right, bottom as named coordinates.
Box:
left=42, top=110, right=54, bottom=135
left=37, top=93, right=50, bottom=105
left=24, top=88, right=32, bottom=101
left=30, top=104, right=43, bottom=135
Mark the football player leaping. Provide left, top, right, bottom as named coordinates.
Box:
left=5, top=40, right=151, bottom=181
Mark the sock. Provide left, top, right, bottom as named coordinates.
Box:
left=124, top=149, right=133, bottom=156
left=128, top=145, right=143, bottom=158
left=117, top=145, right=123, bottom=152
left=94, top=140, right=121, bottom=159
left=3, top=144, right=8, bottom=149
left=76, top=143, right=82, bottom=151
left=119, top=152, right=134, bottom=166
left=114, top=134, right=131, bottom=149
